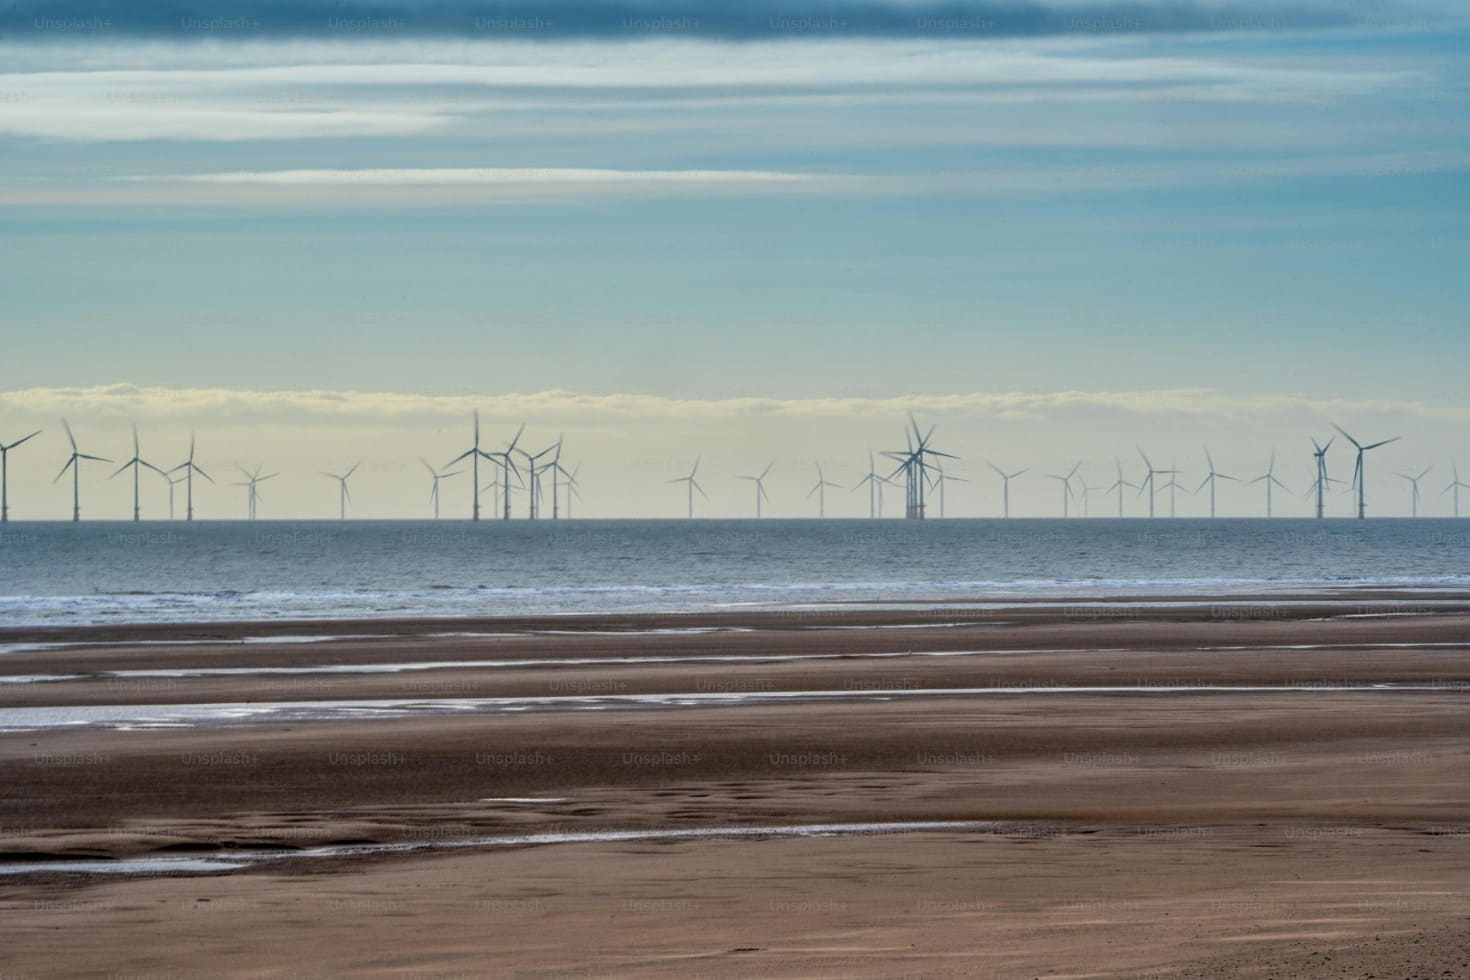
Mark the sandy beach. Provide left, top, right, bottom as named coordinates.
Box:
left=2, top=592, right=1469, bottom=977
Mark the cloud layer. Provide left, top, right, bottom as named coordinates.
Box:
left=1, top=0, right=1430, bottom=40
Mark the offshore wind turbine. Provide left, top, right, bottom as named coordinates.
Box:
left=932, top=463, right=966, bottom=519
left=110, top=425, right=166, bottom=521
left=1159, top=459, right=1189, bottom=518
left=445, top=411, right=498, bottom=521
left=1332, top=423, right=1400, bottom=520
left=53, top=420, right=111, bottom=522
left=669, top=457, right=707, bottom=519
left=1310, top=437, right=1334, bottom=519
left=1136, top=446, right=1170, bottom=519
left=420, top=458, right=461, bottom=520
left=517, top=437, right=560, bottom=520
left=165, top=473, right=186, bottom=520
left=1196, top=447, right=1236, bottom=519
left=562, top=464, right=581, bottom=519
left=737, top=462, right=774, bottom=519
left=986, top=462, right=1029, bottom=519
left=1397, top=466, right=1431, bottom=518
left=1104, top=458, right=1136, bottom=518
left=883, top=416, right=955, bottom=519
left=230, top=465, right=277, bottom=520
left=169, top=432, right=213, bottom=522
left=0, top=428, right=41, bottom=522
left=1444, top=462, right=1470, bottom=518
left=1044, top=463, right=1081, bottom=518
left=1246, top=450, right=1290, bottom=518
left=853, top=450, right=892, bottom=519
left=497, top=425, right=525, bottom=520
left=807, top=463, right=842, bottom=518
left=321, top=462, right=360, bottom=520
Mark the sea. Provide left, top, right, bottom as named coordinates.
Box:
left=0, top=519, right=1467, bottom=628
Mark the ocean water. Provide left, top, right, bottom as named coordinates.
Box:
left=0, top=519, right=1466, bottom=628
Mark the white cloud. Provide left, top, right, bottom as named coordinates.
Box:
left=3, top=383, right=1465, bottom=427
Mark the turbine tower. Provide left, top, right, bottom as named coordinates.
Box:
left=669, top=457, right=707, bottom=519
left=1332, top=423, right=1400, bottom=520
left=987, top=462, right=1029, bottom=519
left=737, top=462, right=773, bottom=519
left=1397, top=466, right=1431, bottom=518
left=1444, top=462, right=1470, bottom=518
left=1246, top=449, right=1290, bottom=518
left=110, top=425, right=165, bottom=521
left=0, top=429, right=41, bottom=523
left=807, top=463, right=842, bottom=518
left=420, top=458, right=461, bottom=520
left=321, top=462, right=360, bottom=520
left=1196, top=447, right=1236, bottom=519
left=169, top=432, right=213, bottom=521
left=1310, top=437, right=1334, bottom=520
left=53, top=420, right=111, bottom=522
left=1044, top=462, right=1081, bottom=518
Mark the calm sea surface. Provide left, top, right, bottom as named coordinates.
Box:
left=1, top=519, right=1466, bottom=627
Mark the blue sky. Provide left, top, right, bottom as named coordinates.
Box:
left=1, top=2, right=1467, bottom=517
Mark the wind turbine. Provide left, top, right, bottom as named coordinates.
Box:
left=169, top=432, right=213, bottom=521
left=737, top=462, right=774, bottom=518
left=1104, top=458, right=1137, bottom=518
left=1443, top=462, right=1470, bottom=518
left=883, top=416, right=955, bottom=519
left=1397, top=466, right=1431, bottom=518
left=165, top=473, right=186, bottom=520
left=517, top=437, right=560, bottom=520
left=110, top=425, right=166, bottom=522
left=498, top=425, right=526, bottom=520
left=1045, top=463, right=1081, bottom=518
left=53, top=420, right=111, bottom=522
left=1332, top=423, right=1400, bottom=520
left=562, top=464, right=581, bottom=519
left=1195, top=447, right=1236, bottom=519
left=853, top=450, right=893, bottom=519
left=808, top=463, right=842, bottom=518
left=987, top=462, right=1029, bottom=519
left=1310, top=437, right=1334, bottom=519
left=1160, top=463, right=1191, bottom=518
left=669, top=457, right=707, bottom=519
left=420, top=458, right=461, bottom=520
left=230, top=465, right=277, bottom=520
left=1246, top=450, right=1290, bottom=518
left=0, top=428, right=41, bottom=522
left=321, top=462, right=360, bottom=519
left=1136, top=446, right=1170, bottom=519
left=445, top=411, right=499, bottom=521
left=932, top=463, right=966, bottom=519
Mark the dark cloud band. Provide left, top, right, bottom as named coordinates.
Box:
left=1, top=1, right=1414, bottom=40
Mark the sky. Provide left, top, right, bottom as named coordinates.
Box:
left=1, top=0, right=1468, bottom=518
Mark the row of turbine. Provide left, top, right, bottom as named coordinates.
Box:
left=0, top=413, right=579, bottom=522
left=3, top=414, right=1461, bottom=521
left=666, top=419, right=1465, bottom=520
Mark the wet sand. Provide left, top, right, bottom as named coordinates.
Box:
left=2, top=593, right=1468, bottom=977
